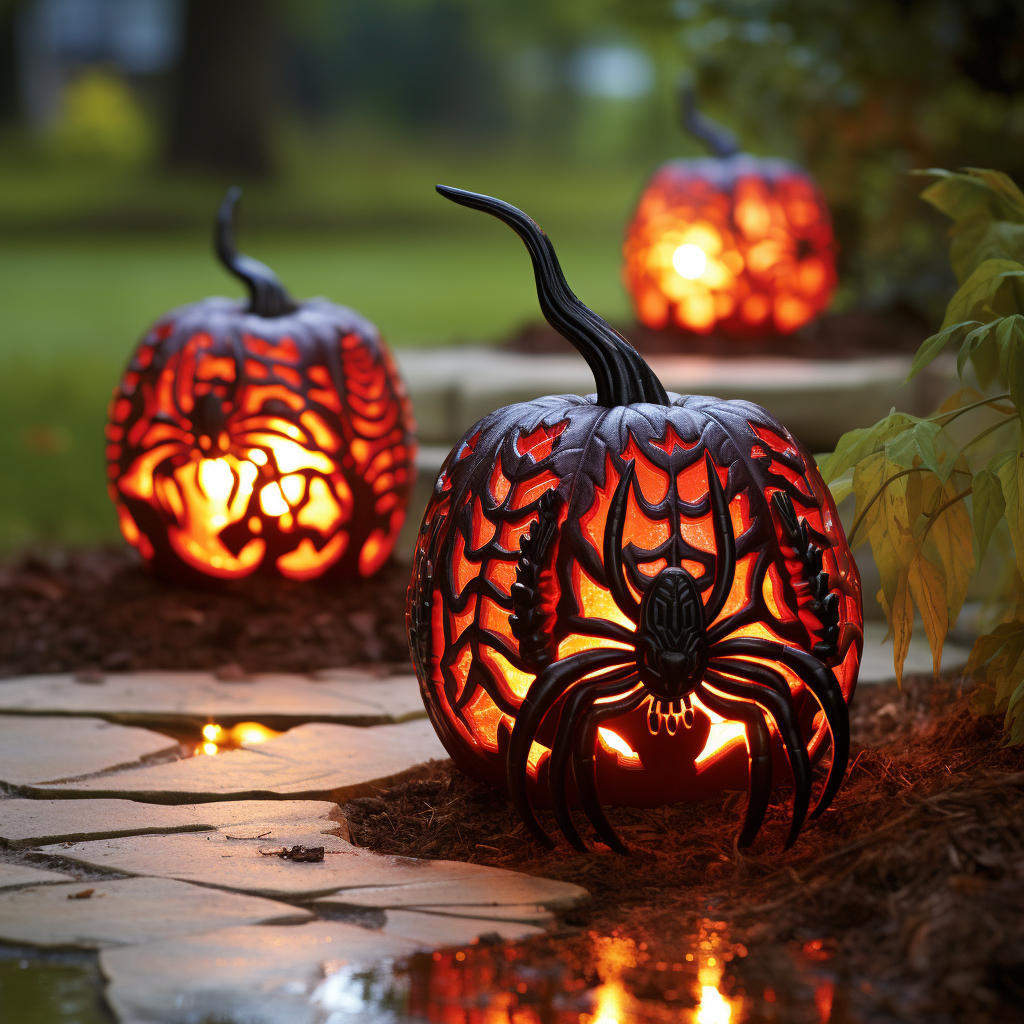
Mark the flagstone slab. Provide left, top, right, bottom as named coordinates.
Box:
left=382, top=907, right=545, bottom=945
left=0, top=797, right=344, bottom=848
left=312, top=875, right=588, bottom=911
left=0, top=716, right=179, bottom=787
left=0, top=862, right=72, bottom=889
left=101, top=921, right=421, bottom=1024
left=0, top=875, right=312, bottom=950
left=27, top=719, right=447, bottom=803
left=0, top=670, right=425, bottom=729
left=38, top=830, right=589, bottom=906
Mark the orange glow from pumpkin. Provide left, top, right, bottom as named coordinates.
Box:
left=623, top=167, right=836, bottom=336
left=108, top=325, right=415, bottom=582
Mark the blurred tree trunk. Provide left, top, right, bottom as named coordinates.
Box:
left=167, top=0, right=275, bottom=176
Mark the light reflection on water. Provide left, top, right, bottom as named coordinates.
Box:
left=311, top=922, right=753, bottom=1024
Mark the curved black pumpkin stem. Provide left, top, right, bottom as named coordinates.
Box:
left=216, top=187, right=298, bottom=318
left=680, top=81, right=740, bottom=159
left=435, top=185, right=669, bottom=408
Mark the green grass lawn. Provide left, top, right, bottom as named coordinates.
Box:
left=0, top=147, right=645, bottom=550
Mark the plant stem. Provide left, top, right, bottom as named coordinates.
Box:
left=848, top=467, right=920, bottom=547
left=920, top=486, right=973, bottom=543
left=933, top=393, right=1013, bottom=426
left=963, top=417, right=1020, bottom=452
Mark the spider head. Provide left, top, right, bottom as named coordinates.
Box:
left=635, top=567, right=708, bottom=701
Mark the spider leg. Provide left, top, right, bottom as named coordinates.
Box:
left=547, top=667, right=639, bottom=851
left=571, top=683, right=647, bottom=854
left=712, top=638, right=849, bottom=818
left=702, top=451, right=736, bottom=623
left=508, top=648, right=632, bottom=847
left=605, top=461, right=641, bottom=624
left=694, top=681, right=772, bottom=848
left=705, top=662, right=812, bottom=848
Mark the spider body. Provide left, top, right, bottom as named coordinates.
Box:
left=409, top=187, right=863, bottom=853
left=636, top=567, right=708, bottom=699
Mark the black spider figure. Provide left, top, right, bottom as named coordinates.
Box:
left=507, top=452, right=850, bottom=854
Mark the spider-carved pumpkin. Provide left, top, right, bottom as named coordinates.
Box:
left=408, top=186, right=862, bottom=852
left=622, top=88, right=836, bottom=336
left=106, top=188, right=415, bottom=583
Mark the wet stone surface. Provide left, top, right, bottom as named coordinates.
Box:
left=0, top=664, right=591, bottom=1023
left=0, top=669, right=425, bottom=729
left=0, top=715, right=179, bottom=787
left=29, top=718, right=448, bottom=803
left=0, top=797, right=345, bottom=848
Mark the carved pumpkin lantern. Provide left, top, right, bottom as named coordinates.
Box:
left=107, top=189, right=415, bottom=583
left=409, top=187, right=862, bottom=851
left=622, top=90, right=837, bottom=336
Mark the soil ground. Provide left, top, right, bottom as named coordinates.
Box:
left=0, top=547, right=413, bottom=677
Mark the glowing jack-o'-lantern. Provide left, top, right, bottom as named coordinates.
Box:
left=409, top=187, right=862, bottom=851
left=107, top=189, right=415, bottom=583
left=623, top=89, right=837, bottom=336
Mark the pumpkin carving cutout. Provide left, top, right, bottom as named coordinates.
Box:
left=622, top=88, right=837, bottom=336
left=107, top=188, right=415, bottom=583
left=409, top=186, right=862, bottom=851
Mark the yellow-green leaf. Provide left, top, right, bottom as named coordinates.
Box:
left=972, top=468, right=1006, bottom=560
left=922, top=476, right=975, bottom=628
left=994, top=438, right=1024, bottom=580
left=996, top=314, right=1024, bottom=409
left=907, top=552, right=947, bottom=678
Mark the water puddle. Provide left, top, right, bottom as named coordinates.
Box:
left=312, top=921, right=838, bottom=1024
left=0, top=947, right=112, bottom=1024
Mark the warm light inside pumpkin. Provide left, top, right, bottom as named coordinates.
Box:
left=693, top=698, right=748, bottom=766
left=623, top=167, right=836, bottom=336
left=109, top=327, right=413, bottom=583
left=672, top=243, right=708, bottom=280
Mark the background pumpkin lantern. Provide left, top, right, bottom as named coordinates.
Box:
left=409, top=187, right=862, bottom=851
left=622, top=88, right=837, bottom=337
left=107, top=188, right=415, bottom=584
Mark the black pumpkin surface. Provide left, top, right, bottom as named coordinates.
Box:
left=107, top=189, right=416, bottom=583
left=409, top=187, right=862, bottom=852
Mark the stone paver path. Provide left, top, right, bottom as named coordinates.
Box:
left=0, top=715, right=179, bottom=786
left=0, top=668, right=589, bottom=1023
left=28, top=719, right=447, bottom=802
left=0, top=670, right=425, bottom=728
left=0, top=797, right=344, bottom=847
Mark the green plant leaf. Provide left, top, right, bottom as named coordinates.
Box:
left=942, top=259, right=1024, bottom=331
left=956, top=318, right=1001, bottom=381
left=972, top=468, right=1006, bottom=561
left=996, top=313, right=1024, bottom=409
left=993, top=435, right=1024, bottom=580
left=908, top=320, right=980, bottom=381
left=919, top=168, right=1024, bottom=227
left=820, top=411, right=918, bottom=483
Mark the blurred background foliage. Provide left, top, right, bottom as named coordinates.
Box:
left=1, top=0, right=1022, bottom=549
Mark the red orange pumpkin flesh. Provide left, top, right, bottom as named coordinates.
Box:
left=623, top=91, right=837, bottom=336
left=107, top=189, right=415, bottom=584
left=409, top=187, right=862, bottom=852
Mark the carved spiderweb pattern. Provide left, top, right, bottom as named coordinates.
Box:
left=108, top=305, right=415, bottom=581
left=411, top=393, right=862, bottom=795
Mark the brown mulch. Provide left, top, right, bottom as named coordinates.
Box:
left=347, top=675, right=1024, bottom=1023
left=0, top=546, right=414, bottom=677
left=503, top=307, right=928, bottom=361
